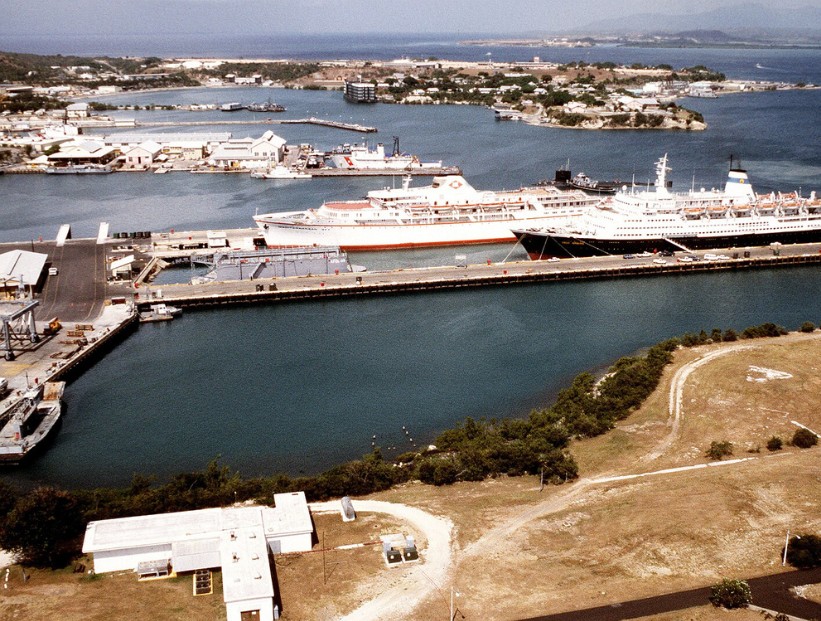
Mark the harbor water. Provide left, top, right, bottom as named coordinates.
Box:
left=1, top=45, right=820, bottom=488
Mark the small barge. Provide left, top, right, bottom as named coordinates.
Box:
left=0, top=381, right=65, bottom=464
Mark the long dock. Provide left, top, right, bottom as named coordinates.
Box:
left=305, top=166, right=462, bottom=177
left=135, top=244, right=821, bottom=311
left=279, top=118, right=377, bottom=132
left=120, top=118, right=378, bottom=132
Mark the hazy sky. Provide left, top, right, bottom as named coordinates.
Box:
left=2, top=0, right=819, bottom=35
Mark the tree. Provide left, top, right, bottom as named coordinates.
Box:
left=784, top=534, right=821, bottom=569
left=792, top=428, right=818, bottom=448
left=706, top=441, right=733, bottom=460
left=709, top=578, right=752, bottom=608
left=0, top=487, right=85, bottom=568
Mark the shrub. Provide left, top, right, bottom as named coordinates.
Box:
left=0, top=487, right=85, bottom=568
left=792, top=428, right=818, bottom=448
left=709, top=578, right=752, bottom=608
left=784, top=534, right=821, bottom=568
left=766, top=436, right=783, bottom=451
left=799, top=321, right=816, bottom=333
left=706, top=441, right=733, bottom=460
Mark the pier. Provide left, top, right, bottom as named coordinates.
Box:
left=135, top=247, right=821, bottom=311
left=87, top=117, right=379, bottom=133
left=279, top=118, right=378, bottom=132
left=304, top=165, right=462, bottom=177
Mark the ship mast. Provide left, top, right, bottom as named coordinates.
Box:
left=655, top=154, right=671, bottom=195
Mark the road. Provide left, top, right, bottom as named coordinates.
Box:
left=1, top=239, right=109, bottom=322
left=519, top=568, right=821, bottom=621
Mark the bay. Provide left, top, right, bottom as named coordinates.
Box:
left=9, top=268, right=821, bottom=488
left=1, top=45, right=819, bottom=488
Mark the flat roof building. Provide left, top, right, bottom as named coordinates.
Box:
left=344, top=80, right=377, bottom=103
left=82, top=492, right=313, bottom=621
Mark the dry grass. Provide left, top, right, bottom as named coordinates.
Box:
left=0, top=563, right=226, bottom=621
left=3, top=333, right=820, bottom=621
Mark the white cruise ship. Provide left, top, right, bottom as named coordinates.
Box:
left=254, top=175, right=605, bottom=250
left=513, top=155, right=821, bottom=259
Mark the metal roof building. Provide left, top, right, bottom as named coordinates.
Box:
left=82, top=492, right=313, bottom=621
left=0, top=250, right=47, bottom=296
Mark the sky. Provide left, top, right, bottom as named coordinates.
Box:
left=1, top=0, right=819, bottom=36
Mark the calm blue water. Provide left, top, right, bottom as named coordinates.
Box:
left=1, top=44, right=820, bottom=488
left=9, top=268, right=821, bottom=488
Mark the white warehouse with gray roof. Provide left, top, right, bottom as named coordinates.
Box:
left=82, top=491, right=314, bottom=621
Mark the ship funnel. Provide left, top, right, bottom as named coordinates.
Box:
left=725, top=169, right=755, bottom=204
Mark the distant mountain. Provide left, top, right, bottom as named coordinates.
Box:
left=579, top=3, right=821, bottom=36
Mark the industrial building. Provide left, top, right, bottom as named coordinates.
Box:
left=82, top=492, right=314, bottom=621
left=343, top=80, right=377, bottom=103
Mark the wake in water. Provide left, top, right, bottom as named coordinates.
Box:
left=755, top=63, right=787, bottom=72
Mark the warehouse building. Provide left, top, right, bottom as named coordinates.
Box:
left=82, top=492, right=313, bottom=621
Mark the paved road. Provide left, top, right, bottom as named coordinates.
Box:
left=520, top=568, right=821, bottom=621
left=1, top=239, right=109, bottom=322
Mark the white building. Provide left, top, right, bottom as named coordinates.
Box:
left=207, top=131, right=287, bottom=170
left=82, top=492, right=314, bottom=621
left=65, top=102, right=89, bottom=118
left=104, top=133, right=231, bottom=160
left=48, top=139, right=117, bottom=165
left=0, top=250, right=47, bottom=297
left=124, top=141, right=163, bottom=169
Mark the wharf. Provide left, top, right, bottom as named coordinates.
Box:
left=130, top=118, right=377, bottom=133
left=279, top=118, right=377, bottom=132
left=306, top=166, right=462, bottom=177
left=0, top=304, right=137, bottom=420
left=135, top=242, right=821, bottom=311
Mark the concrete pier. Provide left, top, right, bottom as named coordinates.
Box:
left=133, top=241, right=821, bottom=310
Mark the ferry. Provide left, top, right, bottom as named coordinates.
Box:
left=254, top=175, right=605, bottom=250
left=513, top=155, right=821, bottom=260
left=0, top=382, right=64, bottom=464
left=327, top=137, right=442, bottom=171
